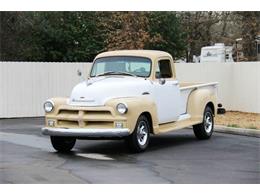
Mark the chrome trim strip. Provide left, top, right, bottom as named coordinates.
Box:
left=42, top=127, right=130, bottom=138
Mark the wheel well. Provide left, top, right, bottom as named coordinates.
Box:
left=206, top=102, right=215, bottom=115
left=141, top=112, right=154, bottom=134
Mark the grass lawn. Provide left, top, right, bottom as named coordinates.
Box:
left=215, top=111, right=260, bottom=130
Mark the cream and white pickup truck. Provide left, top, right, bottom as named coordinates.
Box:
left=42, top=50, right=224, bottom=153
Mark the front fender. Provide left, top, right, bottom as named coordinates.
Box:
left=105, top=96, right=158, bottom=134
left=44, top=97, right=68, bottom=116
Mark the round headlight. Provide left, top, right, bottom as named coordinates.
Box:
left=44, top=100, right=54, bottom=113
left=116, top=103, right=128, bottom=114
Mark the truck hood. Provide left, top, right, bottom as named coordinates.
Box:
left=69, top=76, right=151, bottom=106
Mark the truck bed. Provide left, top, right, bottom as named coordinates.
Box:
left=179, top=82, right=218, bottom=90
left=179, top=82, right=218, bottom=115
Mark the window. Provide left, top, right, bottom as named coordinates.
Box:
left=155, top=59, right=173, bottom=79
left=90, top=56, right=151, bottom=77
left=225, top=54, right=229, bottom=60
left=202, top=49, right=218, bottom=57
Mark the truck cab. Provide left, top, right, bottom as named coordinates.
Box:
left=42, top=50, right=221, bottom=153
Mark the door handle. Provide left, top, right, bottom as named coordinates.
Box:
left=172, top=81, right=179, bottom=85
left=142, top=92, right=150, bottom=95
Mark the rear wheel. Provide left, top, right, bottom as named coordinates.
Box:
left=125, top=115, right=150, bottom=153
left=50, top=136, right=76, bottom=152
left=193, top=106, right=214, bottom=140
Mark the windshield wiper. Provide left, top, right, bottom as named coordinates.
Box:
left=96, top=71, right=137, bottom=77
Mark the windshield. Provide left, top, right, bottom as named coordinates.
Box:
left=90, top=56, right=152, bottom=77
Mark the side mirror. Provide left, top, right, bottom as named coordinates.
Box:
left=159, top=78, right=166, bottom=85
left=77, top=69, right=85, bottom=81
left=77, top=69, right=82, bottom=77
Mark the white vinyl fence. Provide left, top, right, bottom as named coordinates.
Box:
left=175, top=62, right=260, bottom=114
left=0, top=62, right=91, bottom=118
left=0, top=61, right=259, bottom=118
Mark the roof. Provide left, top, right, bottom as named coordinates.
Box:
left=95, top=50, right=172, bottom=60
left=202, top=46, right=225, bottom=50
left=201, top=43, right=233, bottom=50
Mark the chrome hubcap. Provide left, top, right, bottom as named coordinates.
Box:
left=204, top=112, right=213, bottom=133
left=137, top=121, right=148, bottom=146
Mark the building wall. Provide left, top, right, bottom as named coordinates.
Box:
left=0, top=61, right=259, bottom=118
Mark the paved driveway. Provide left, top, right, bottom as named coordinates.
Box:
left=0, top=118, right=259, bottom=183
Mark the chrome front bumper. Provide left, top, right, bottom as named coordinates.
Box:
left=42, top=127, right=130, bottom=138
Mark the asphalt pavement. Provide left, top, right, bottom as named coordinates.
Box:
left=0, top=117, right=259, bottom=184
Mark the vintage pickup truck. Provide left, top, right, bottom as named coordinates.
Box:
left=42, top=50, right=224, bottom=152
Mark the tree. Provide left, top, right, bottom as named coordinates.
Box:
left=101, top=12, right=186, bottom=59
left=178, top=12, right=221, bottom=62
left=0, top=12, right=29, bottom=61
left=236, top=12, right=260, bottom=61
left=0, top=12, right=105, bottom=62
left=210, top=12, right=240, bottom=45
left=146, top=12, right=186, bottom=59
left=2, top=11, right=259, bottom=62
left=103, top=12, right=151, bottom=50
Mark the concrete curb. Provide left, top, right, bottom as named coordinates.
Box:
left=214, top=125, right=260, bottom=138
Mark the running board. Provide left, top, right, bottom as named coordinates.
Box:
left=177, top=114, right=191, bottom=121
left=153, top=117, right=202, bottom=135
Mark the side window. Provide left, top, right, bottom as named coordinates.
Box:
left=155, top=59, right=173, bottom=79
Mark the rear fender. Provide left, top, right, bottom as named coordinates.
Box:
left=187, top=88, right=217, bottom=122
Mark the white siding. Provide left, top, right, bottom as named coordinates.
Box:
left=0, top=61, right=259, bottom=118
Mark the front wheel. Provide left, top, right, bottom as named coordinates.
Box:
left=193, top=106, right=214, bottom=140
left=50, top=136, right=76, bottom=152
left=125, top=115, right=150, bottom=153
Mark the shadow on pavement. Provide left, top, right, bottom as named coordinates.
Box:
left=73, top=133, right=200, bottom=156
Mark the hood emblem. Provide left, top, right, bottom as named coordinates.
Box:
left=72, top=98, right=95, bottom=103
